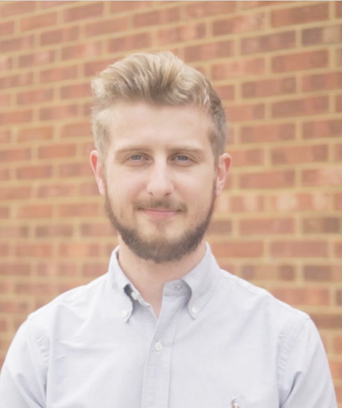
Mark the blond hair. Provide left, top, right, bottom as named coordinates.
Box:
left=91, top=52, right=227, bottom=161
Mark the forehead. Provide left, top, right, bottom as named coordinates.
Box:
left=104, top=102, right=212, bottom=150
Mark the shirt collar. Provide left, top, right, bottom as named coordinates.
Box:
left=108, top=243, right=220, bottom=321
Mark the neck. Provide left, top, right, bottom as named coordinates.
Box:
left=117, top=238, right=206, bottom=317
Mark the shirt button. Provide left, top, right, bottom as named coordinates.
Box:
left=154, top=341, right=163, bottom=351
left=121, top=310, right=128, bottom=318
left=131, top=292, right=138, bottom=300
left=191, top=307, right=198, bottom=315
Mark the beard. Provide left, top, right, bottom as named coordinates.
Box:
left=104, top=188, right=216, bottom=264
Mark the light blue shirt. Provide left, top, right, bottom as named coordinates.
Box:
left=0, top=244, right=337, bottom=408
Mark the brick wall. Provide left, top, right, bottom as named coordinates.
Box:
left=0, top=0, right=341, bottom=403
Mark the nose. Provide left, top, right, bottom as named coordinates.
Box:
left=146, top=161, right=174, bottom=199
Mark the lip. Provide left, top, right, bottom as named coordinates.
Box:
left=141, top=209, right=179, bottom=220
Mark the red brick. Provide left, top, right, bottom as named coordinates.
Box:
left=40, top=66, right=77, bottom=83
left=82, top=263, right=107, bottom=277
left=40, top=1, right=73, bottom=8
left=110, top=1, right=153, bottom=14
left=61, top=122, right=92, bottom=138
left=241, top=31, right=295, bottom=54
left=186, top=1, right=235, bottom=18
left=0, top=169, right=10, bottom=182
left=0, top=94, right=11, bottom=108
left=59, top=203, right=99, bottom=217
left=184, top=40, right=234, bottom=63
left=271, top=241, right=328, bottom=258
left=37, top=262, right=77, bottom=277
left=302, top=167, right=342, bottom=187
left=0, top=186, right=31, bottom=200
left=36, top=225, right=73, bottom=238
left=330, top=361, right=342, bottom=380
left=0, top=110, right=32, bottom=126
left=17, top=205, right=53, bottom=219
left=38, top=144, right=77, bottom=159
left=84, top=59, right=113, bottom=77
left=58, top=162, right=92, bottom=178
left=213, top=12, right=266, bottom=36
left=303, top=265, right=332, bottom=281
left=16, top=244, right=53, bottom=257
left=63, top=3, right=103, bottom=22
left=272, top=96, right=329, bottom=118
left=229, top=148, right=264, bottom=166
left=216, top=85, right=235, bottom=102
left=79, top=182, right=98, bottom=196
left=0, top=21, right=15, bottom=36
left=241, top=265, right=295, bottom=281
left=333, top=335, right=342, bottom=354
left=1, top=1, right=36, bottom=17
left=36, top=184, right=77, bottom=198
left=108, top=33, right=152, bottom=53
left=0, top=226, right=28, bottom=239
left=212, top=241, right=263, bottom=258
left=0, top=147, right=31, bottom=162
left=303, top=217, right=340, bottom=234
left=240, top=170, right=294, bottom=189
left=240, top=218, right=294, bottom=235
left=337, top=291, right=342, bottom=306
left=207, top=221, right=232, bottom=236
left=41, top=26, right=79, bottom=46
left=39, top=105, right=78, bottom=121
left=271, top=144, right=328, bottom=165
left=157, top=23, right=206, bottom=45
left=242, top=77, right=296, bottom=98
left=303, top=119, right=342, bottom=140
left=272, top=3, right=329, bottom=27
left=212, top=57, right=265, bottom=79
left=15, top=283, right=54, bottom=296
left=227, top=103, right=265, bottom=122
left=60, top=83, right=91, bottom=99
left=334, top=144, right=342, bottom=162
left=302, top=72, right=342, bottom=93
left=18, top=126, right=53, bottom=142
left=0, top=207, right=10, bottom=218
left=17, top=89, right=53, bottom=105
left=217, top=193, right=265, bottom=213
left=21, top=12, right=57, bottom=31
left=335, top=193, right=342, bottom=210
left=80, top=223, right=113, bottom=237
left=335, top=242, right=342, bottom=258
left=0, top=72, right=33, bottom=89
left=0, top=302, right=29, bottom=314
left=0, top=244, right=10, bottom=257
left=19, top=50, right=55, bottom=68
left=337, top=2, right=342, bottom=18
left=85, top=17, right=129, bottom=37
left=0, top=35, right=34, bottom=53
left=16, top=165, right=52, bottom=180
left=272, top=288, right=330, bottom=306
left=241, top=123, right=295, bottom=144
left=59, top=243, right=99, bottom=257
left=302, top=24, right=342, bottom=46
left=0, top=56, right=12, bottom=72
left=61, top=42, right=102, bottom=61
left=0, top=130, right=11, bottom=144
left=269, top=192, right=329, bottom=212
left=241, top=1, right=291, bottom=9
left=336, top=94, right=342, bottom=113
left=273, top=50, right=328, bottom=73
left=134, top=8, right=180, bottom=28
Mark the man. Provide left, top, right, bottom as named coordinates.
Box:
left=0, top=52, right=337, bottom=408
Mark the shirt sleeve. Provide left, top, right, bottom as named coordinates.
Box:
left=0, top=319, right=47, bottom=408
left=279, top=318, right=337, bottom=408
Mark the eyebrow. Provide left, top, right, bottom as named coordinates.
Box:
left=114, top=146, right=206, bottom=158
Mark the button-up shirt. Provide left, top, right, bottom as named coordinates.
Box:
left=0, top=244, right=337, bottom=408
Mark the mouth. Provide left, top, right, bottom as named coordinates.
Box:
left=140, top=208, right=180, bottom=220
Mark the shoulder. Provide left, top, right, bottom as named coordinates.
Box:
left=217, top=269, right=310, bottom=336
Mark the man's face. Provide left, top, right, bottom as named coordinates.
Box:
left=91, top=102, right=230, bottom=264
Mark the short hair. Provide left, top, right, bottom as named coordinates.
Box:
left=91, top=52, right=227, bottom=162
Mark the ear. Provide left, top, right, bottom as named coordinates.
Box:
left=215, top=153, right=231, bottom=197
left=90, top=150, right=106, bottom=196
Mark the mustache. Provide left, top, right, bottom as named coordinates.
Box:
left=134, top=199, right=187, bottom=212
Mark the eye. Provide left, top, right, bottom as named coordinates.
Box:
left=174, top=155, right=190, bottom=162
left=130, top=154, right=144, bottom=161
